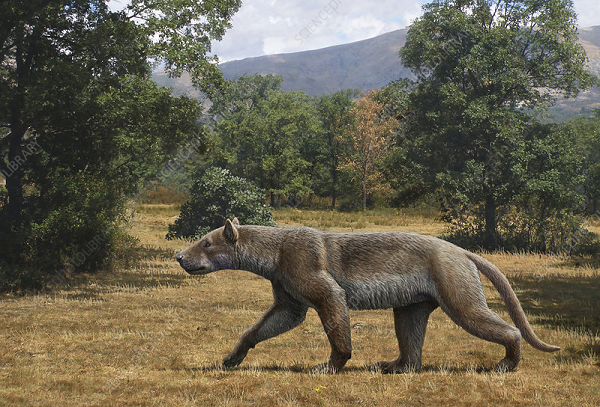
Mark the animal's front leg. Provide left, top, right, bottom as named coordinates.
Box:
left=223, top=300, right=307, bottom=369
left=312, top=291, right=352, bottom=374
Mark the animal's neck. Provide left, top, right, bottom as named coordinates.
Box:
left=234, top=226, right=281, bottom=280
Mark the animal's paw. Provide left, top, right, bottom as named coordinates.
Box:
left=222, top=351, right=246, bottom=370
left=494, top=358, right=518, bottom=373
left=311, top=363, right=338, bottom=374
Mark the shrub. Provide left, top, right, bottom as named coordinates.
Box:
left=442, top=203, right=600, bottom=255
left=166, top=167, right=275, bottom=240
left=0, top=173, right=136, bottom=293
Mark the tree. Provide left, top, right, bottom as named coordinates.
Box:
left=439, top=118, right=593, bottom=252
left=1, top=0, right=240, bottom=226
left=167, top=167, right=275, bottom=240
left=127, top=0, right=242, bottom=95
left=209, top=74, right=284, bottom=123
left=0, top=0, right=239, bottom=291
left=339, top=91, right=397, bottom=211
left=244, top=89, right=321, bottom=206
left=399, top=0, right=597, bottom=249
left=209, top=75, right=321, bottom=206
left=207, top=74, right=284, bottom=172
left=315, top=89, right=360, bottom=209
left=565, top=110, right=600, bottom=213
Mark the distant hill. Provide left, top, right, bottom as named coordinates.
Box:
left=551, top=26, right=600, bottom=120
left=219, top=29, right=413, bottom=96
left=152, top=26, right=600, bottom=120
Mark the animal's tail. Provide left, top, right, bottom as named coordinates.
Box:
left=465, top=252, right=560, bottom=353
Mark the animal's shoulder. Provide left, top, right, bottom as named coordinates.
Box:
left=281, top=226, right=325, bottom=242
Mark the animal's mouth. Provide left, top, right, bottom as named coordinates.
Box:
left=183, top=265, right=210, bottom=275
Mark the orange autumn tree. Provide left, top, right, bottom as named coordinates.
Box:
left=339, top=91, right=398, bottom=211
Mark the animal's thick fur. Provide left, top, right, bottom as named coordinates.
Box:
left=176, top=219, right=560, bottom=373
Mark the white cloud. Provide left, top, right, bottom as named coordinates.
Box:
left=107, top=0, right=127, bottom=12
left=263, top=36, right=292, bottom=55
left=109, top=0, right=600, bottom=63
left=338, top=15, right=389, bottom=42
left=573, top=0, right=600, bottom=28
left=211, top=0, right=425, bottom=62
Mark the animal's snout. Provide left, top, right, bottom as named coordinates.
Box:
left=175, top=252, right=185, bottom=264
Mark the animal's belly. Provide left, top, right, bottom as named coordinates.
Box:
left=338, top=274, right=437, bottom=310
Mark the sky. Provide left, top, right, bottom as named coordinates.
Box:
left=109, top=0, right=600, bottom=63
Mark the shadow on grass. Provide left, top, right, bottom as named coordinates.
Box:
left=487, top=271, right=600, bottom=366
left=556, top=341, right=600, bottom=367
left=490, top=273, right=600, bottom=334
left=166, top=362, right=504, bottom=375
left=28, top=243, right=190, bottom=299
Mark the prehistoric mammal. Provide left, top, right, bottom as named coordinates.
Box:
left=176, top=218, right=560, bottom=373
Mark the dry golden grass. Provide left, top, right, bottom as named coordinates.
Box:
left=273, top=207, right=444, bottom=235
left=1, top=204, right=598, bottom=406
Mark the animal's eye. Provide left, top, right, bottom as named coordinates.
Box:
left=203, top=241, right=212, bottom=248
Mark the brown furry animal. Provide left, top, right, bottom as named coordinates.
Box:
left=176, top=218, right=559, bottom=373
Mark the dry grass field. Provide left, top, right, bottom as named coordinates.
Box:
left=1, top=204, right=599, bottom=406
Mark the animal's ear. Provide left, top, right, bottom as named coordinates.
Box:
left=232, top=217, right=240, bottom=226
left=223, top=219, right=239, bottom=243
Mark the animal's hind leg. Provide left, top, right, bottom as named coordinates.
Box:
left=371, top=301, right=438, bottom=373
left=439, top=280, right=522, bottom=372
left=436, top=255, right=522, bottom=371
left=444, top=304, right=522, bottom=372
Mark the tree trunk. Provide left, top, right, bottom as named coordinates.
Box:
left=4, top=165, right=24, bottom=226
left=5, top=95, right=27, bottom=226
left=538, top=204, right=548, bottom=252
left=330, top=163, right=337, bottom=210
left=483, top=194, right=497, bottom=250
left=4, top=28, right=28, bottom=226
left=362, top=177, right=367, bottom=212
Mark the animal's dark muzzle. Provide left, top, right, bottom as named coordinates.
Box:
left=176, top=252, right=209, bottom=274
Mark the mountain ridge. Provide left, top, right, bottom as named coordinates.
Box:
left=152, top=26, right=600, bottom=119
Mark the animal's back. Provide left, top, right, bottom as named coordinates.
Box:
left=322, top=231, right=444, bottom=310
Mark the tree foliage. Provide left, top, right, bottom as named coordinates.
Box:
left=440, top=119, right=593, bottom=252
left=399, top=0, right=597, bottom=250
left=0, top=0, right=238, bottom=291
left=201, top=75, right=368, bottom=210
left=564, top=110, right=600, bottom=213
left=338, top=91, right=398, bottom=211
left=315, top=89, right=360, bottom=209
left=126, top=0, right=241, bottom=95
left=207, top=75, right=322, bottom=206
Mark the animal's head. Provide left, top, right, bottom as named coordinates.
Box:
left=175, top=218, right=240, bottom=275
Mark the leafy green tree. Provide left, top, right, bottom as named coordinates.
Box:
left=207, top=74, right=284, bottom=170
left=209, top=75, right=321, bottom=206
left=564, top=110, right=600, bottom=213
left=127, top=0, right=241, bottom=95
left=441, top=119, right=592, bottom=252
left=1, top=0, right=240, bottom=226
left=315, top=89, right=359, bottom=209
left=209, top=74, right=284, bottom=123
left=0, top=0, right=239, bottom=291
left=245, top=89, right=321, bottom=206
left=399, top=0, right=597, bottom=249
left=167, top=167, right=275, bottom=240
